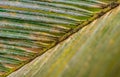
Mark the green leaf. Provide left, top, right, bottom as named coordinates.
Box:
left=9, top=4, right=120, bottom=77
left=0, top=0, right=119, bottom=77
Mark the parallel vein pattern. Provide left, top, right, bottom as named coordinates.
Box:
left=0, top=0, right=118, bottom=76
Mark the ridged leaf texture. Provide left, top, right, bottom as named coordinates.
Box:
left=8, top=5, right=120, bottom=77
left=0, top=0, right=119, bottom=76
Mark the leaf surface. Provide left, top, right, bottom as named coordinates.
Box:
left=0, top=0, right=119, bottom=76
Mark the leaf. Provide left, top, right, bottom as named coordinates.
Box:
left=9, top=4, right=120, bottom=77
left=0, top=0, right=119, bottom=76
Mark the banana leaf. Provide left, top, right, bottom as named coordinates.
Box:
left=0, top=0, right=119, bottom=77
